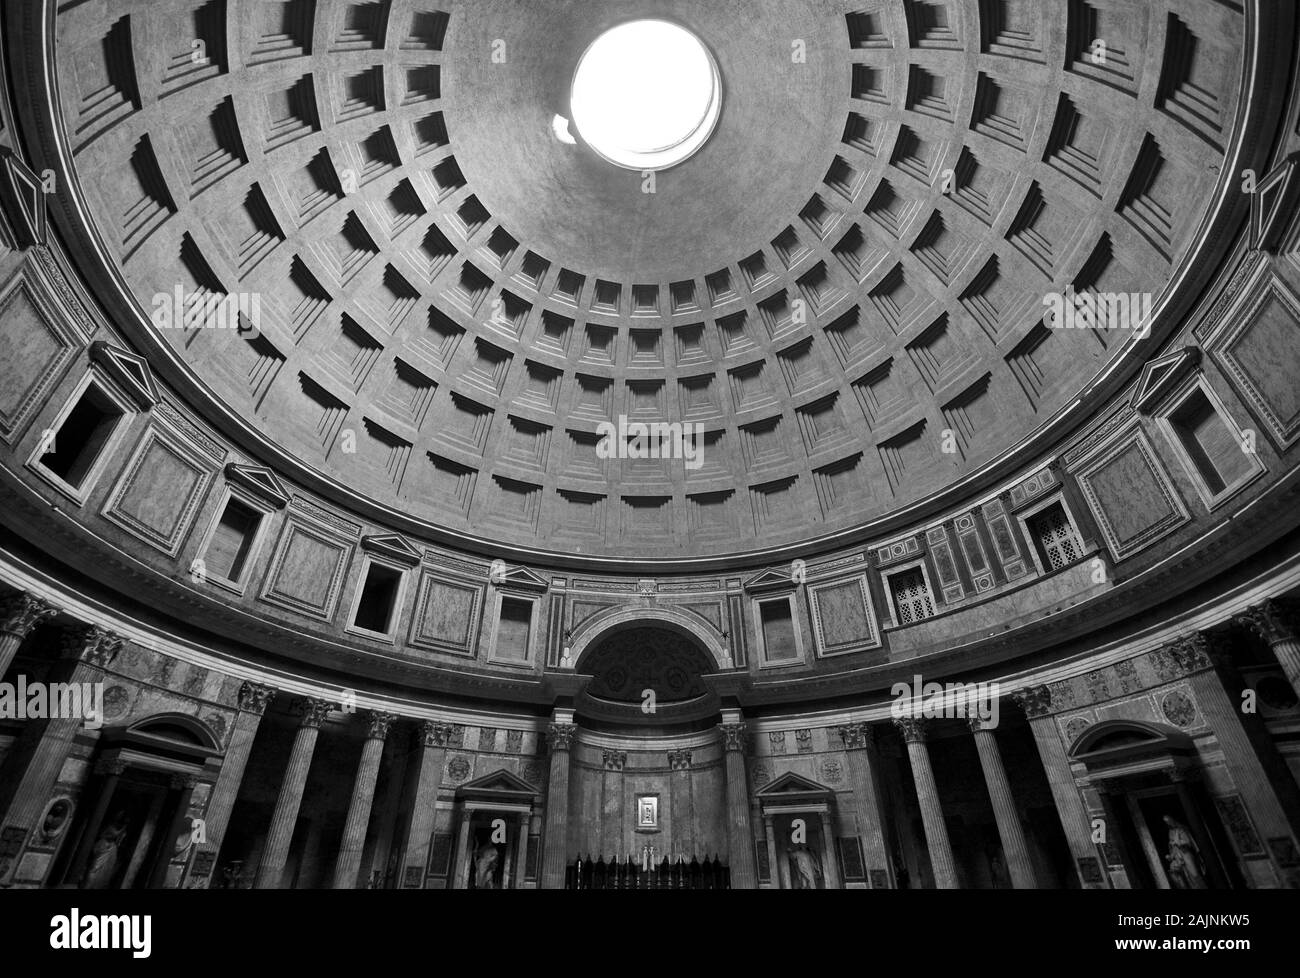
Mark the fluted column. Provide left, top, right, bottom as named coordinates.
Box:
left=0, top=625, right=122, bottom=887
left=149, top=774, right=199, bottom=888
left=969, top=716, right=1037, bottom=888
left=719, top=721, right=757, bottom=889
left=601, top=749, right=627, bottom=858
left=512, top=812, right=529, bottom=889
left=1177, top=633, right=1300, bottom=866
left=838, top=722, right=893, bottom=887
left=65, top=757, right=128, bottom=886
left=818, top=810, right=842, bottom=889
left=254, top=696, right=332, bottom=889
left=668, top=749, right=693, bottom=860
left=763, top=815, right=779, bottom=888
left=1013, top=685, right=1110, bottom=889
left=894, top=716, right=958, bottom=889
left=397, top=721, right=456, bottom=886
left=541, top=720, right=577, bottom=888
left=1239, top=600, right=1300, bottom=701
left=332, top=711, right=396, bottom=888
left=0, top=592, right=58, bottom=677
left=188, top=681, right=275, bottom=887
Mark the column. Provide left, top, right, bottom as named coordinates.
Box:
left=453, top=807, right=474, bottom=889
left=188, top=681, right=275, bottom=888
left=601, top=749, right=626, bottom=858
left=838, top=722, right=893, bottom=887
left=0, top=625, right=122, bottom=887
left=148, top=774, right=198, bottom=888
left=65, top=757, right=127, bottom=886
left=1177, top=633, right=1300, bottom=874
left=893, top=716, right=958, bottom=889
left=719, top=721, right=757, bottom=889
left=396, top=721, right=456, bottom=886
left=540, top=720, right=577, bottom=888
left=1013, top=685, right=1110, bottom=889
left=253, top=696, right=332, bottom=889
left=762, top=815, right=779, bottom=889
left=1239, top=600, right=1300, bottom=701
left=818, top=810, right=842, bottom=889
left=512, top=812, right=528, bottom=889
left=0, top=592, right=58, bottom=677
left=1170, top=773, right=1229, bottom=889
left=969, top=716, right=1037, bottom=888
left=668, top=749, right=693, bottom=860
left=332, top=711, right=396, bottom=888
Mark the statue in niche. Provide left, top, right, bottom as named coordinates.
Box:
left=788, top=844, right=824, bottom=890
left=1163, top=815, right=1207, bottom=889
left=472, top=840, right=501, bottom=889
left=81, top=810, right=130, bottom=889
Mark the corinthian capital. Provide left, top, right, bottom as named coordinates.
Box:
left=61, top=625, right=124, bottom=669
left=1238, top=600, right=1296, bottom=646
left=366, top=711, right=398, bottom=741
left=0, top=592, right=58, bottom=638
left=602, top=749, right=627, bottom=771
left=296, top=696, right=334, bottom=729
left=420, top=720, right=459, bottom=749
left=1011, top=684, right=1053, bottom=719
left=667, top=749, right=693, bottom=770
left=237, top=681, right=276, bottom=715
left=838, top=722, right=875, bottom=751
left=892, top=715, right=928, bottom=744
left=1165, top=633, right=1217, bottom=675
left=547, top=722, right=578, bottom=751
left=719, top=722, right=747, bottom=753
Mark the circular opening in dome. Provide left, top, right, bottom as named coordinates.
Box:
left=569, top=20, right=721, bottom=171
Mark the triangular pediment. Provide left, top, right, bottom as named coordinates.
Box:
left=224, top=463, right=290, bottom=508
left=0, top=148, right=46, bottom=248
left=742, top=567, right=796, bottom=593
left=362, top=533, right=421, bottom=566
left=1252, top=153, right=1300, bottom=253
left=1130, top=347, right=1200, bottom=414
left=89, top=340, right=158, bottom=410
left=756, top=771, right=833, bottom=797
left=458, top=768, right=540, bottom=797
left=497, top=565, right=549, bottom=592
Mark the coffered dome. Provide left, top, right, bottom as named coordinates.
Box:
left=54, top=0, right=1246, bottom=559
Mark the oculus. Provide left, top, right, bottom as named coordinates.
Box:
left=570, top=20, right=721, bottom=171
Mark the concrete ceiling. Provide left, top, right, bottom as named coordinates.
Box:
left=53, top=0, right=1247, bottom=558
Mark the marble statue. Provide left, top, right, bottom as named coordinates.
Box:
left=82, top=810, right=130, bottom=889
left=472, top=841, right=500, bottom=889
left=788, top=844, right=823, bottom=890
left=1163, top=815, right=1208, bottom=889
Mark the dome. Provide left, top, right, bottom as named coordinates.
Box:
left=1, top=0, right=1299, bottom=902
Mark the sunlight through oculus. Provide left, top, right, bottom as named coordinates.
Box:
left=570, top=20, right=721, bottom=171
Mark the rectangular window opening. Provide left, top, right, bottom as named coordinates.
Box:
left=39, top=385, right=125, bottom=488
left=496, top=596, right=532, bottom=660
left=760, top=599, right=798, bottom=661
left=1027, top=502, right=1082, bottom=571
left=1169, top=388, right=1252, bottom=497
left=205, top=498, right=262, bottom=583
left=889, top=568, right=934, bottom=625
left=353, top=562, right=403, bottom=633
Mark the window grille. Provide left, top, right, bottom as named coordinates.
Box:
left=889, top=568, right=934, bottom=625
